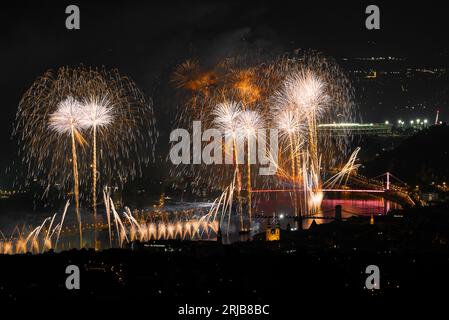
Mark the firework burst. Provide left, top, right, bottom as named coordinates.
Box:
left=169, top=50, right=357, bottom=227
left=280, top=69, right=330, bottom=116
left=79, top=94, right=115, bottom=129
left=273, top=109, right=305, bottom=141
left=48, top=96, right=84, bottom=135
left=13, top=66, right=158, bottom=246
left=212, top=100, right=242, bottom=135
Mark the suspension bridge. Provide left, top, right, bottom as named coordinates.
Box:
left=251, top=171, right=415, bottom=207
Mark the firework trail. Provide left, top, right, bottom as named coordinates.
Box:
left=79, top=94, right=115, bottom=246
left=236, top=109, right=265, bottom=228
left=212, top=101, right=244, bottom=229
left=272, top=68, right=331, bottom=218
left=48, top=96, right=85, bottom=247
left=103, top=187, right=113, bottom=248
left=55, top=200, right=70, bottom=250
left=277, top=69, right=330, bottom=183
left=272, top=109, right=305, bottom=216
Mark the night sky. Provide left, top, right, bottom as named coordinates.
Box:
left=1, top=0, right=448, bottom=186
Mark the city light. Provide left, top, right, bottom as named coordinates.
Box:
left=392, top=118, right=433, bottom=130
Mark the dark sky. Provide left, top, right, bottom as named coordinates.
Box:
left=1, top=0, right=448, bottom=185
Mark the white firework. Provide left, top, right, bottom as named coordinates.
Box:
left=79, top=95, right=115, bottom=130
left=236, top=109, right=265, bottom=140
left=273, top=109, right=305, bottom=140
left=212, top=100, right=242, bottom=136
left=48, top=96, right=83, bottom=134
left=279, top=69, right=330, bottom=116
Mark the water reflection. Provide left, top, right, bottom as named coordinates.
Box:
left=0, top=192, right=402, bottom=251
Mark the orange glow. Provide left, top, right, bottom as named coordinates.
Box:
left=232, top=69, right=261, bottom=105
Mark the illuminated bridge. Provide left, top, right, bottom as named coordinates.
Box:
left=318, top=123, right=393, bottom=136
left=252, top=172, right=415, bottom=207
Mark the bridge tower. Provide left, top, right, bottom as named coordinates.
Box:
left=386, top=172, right=390, bottom=190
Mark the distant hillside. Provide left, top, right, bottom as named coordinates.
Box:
left=362, top=124, right=449, bottom=186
